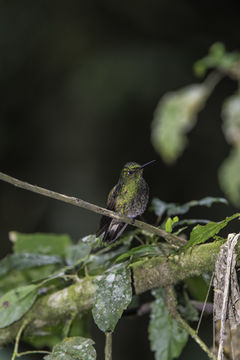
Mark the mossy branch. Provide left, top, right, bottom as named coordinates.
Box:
left=0, top=171, right=185, bottom=247
left=0, top=239, right=225, bottom=347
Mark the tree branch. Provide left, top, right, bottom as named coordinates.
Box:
left=0, top=171, right=185, bottom=247
left=0, top=239, right=225, bottom=347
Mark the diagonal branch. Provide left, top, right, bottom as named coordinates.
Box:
left=0, top=171, right=185, bottom=246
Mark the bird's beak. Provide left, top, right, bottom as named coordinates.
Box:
left=140, top=160, right=156, bottom=168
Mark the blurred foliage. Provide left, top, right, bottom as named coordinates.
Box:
left=0, top=195, right=238, bottom=359
left=151, top=83, right=210, bottom=164
left=194, top=42, right=240, bottom=78
left=151, top=43, right=240, bottom=207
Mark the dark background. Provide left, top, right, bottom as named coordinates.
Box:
left=0, top=1, right=239, bottom=359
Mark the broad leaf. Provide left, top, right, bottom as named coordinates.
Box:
left=151, top=84, right=210, bottom=164
left=151, top=197, right=227, bottom=218
left=115, top=245, right=159, bottom=263
left=222, top=93, right=240, bottom=146
left=92, top=266, right=132, bottom=332
left=219, top=148, right=240, bottom=207
left=11, top=232, right=72, bottom=256
left=86, top=246, right=129, bottom=275
left=149, top=289, right=188, bottom=360
left=185, top=213, right=239, bottom=249
left=185, top=276, right=209, bottom=302
left=151, top=198, right=168, bottom=218
left=0, top=284, right=38, bottom=328
left=65, top=235, right=96, bottom=266
left=0, top=253, right=62, bottom=277
left=44, top=336, right=96, bottom=360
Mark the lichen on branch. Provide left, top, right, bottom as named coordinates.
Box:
left=0, top=239, right=225, bottom=347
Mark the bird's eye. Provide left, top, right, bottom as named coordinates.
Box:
left=128, top=170, right=134, bottom=175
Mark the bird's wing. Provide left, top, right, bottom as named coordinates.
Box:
left=96, top=184, right=119, bottom=238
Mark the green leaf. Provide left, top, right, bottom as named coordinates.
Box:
left=12, top=232, right=72, bottom=256
left=86, top=246, right=129, bottom=275
left=0, top=253, right=62, bottom=277
left=165, top=217, right=179, bottom=233
left=151, top=84, right=210, bottom=164
left=185, top=213, right=239, bottom=249
left=151, top=197, right=227, bottom=218
left=194, top=42, right=240, bottom=77
left=222, top=93, right=240, bottom=146
left=185, top=276, right=209, bottom=302
left=115, top=245, right=159, bottom=263
left=149, top=289, right=188, bottom=360
left=92, top=266, right=132, bottom=332
left=44, top=336, right=96, bottom=360
left=0, top=284, right=38, bottom=328
left=65, top=238, right=93, bottom=266
left=0, top=270, right=28, bottom=297
left=151, top=198, right=168, bottom=218
left=219, top=148, right=240, bottom=207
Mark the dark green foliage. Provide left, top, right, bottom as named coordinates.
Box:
left=149, top=289, right=188, bottom=360
left=92, top=266, right=132, bottom=332
left=0, top=193, right=238, bottom=359
left=185, top=213, right=239, bottom=249
left=0, top=284, right=38, bottom=328
left=151, top=42, right=240, bottom=206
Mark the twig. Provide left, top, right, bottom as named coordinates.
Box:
left=105, top=332, right=112, bottom=360
left=17, top=350, right=51, bottom=357
left=196, top=272, right=214, bottom=334
left=0, top=171, right=185, bottom=247
left=11, top=321, right=28, bottom=360
left=190, top=300, right=213, bottom=314
left=166, top=286, right=217, bottom=360
left=62, top=312, right=78, bottom=338
left=11, top=319, right=51, bottom=359
left=176, top=314, right=217, bottom=360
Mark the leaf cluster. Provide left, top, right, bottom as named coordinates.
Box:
left=151, top=42, right=240, bottom=207
left=0, top=195, right=239, bottom=359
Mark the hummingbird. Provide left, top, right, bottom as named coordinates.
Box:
left=96, top=160, right=156, bottom=243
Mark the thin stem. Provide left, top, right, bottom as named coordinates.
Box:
left=18, top=350, right=51, bottom=357
left=176, top=314, right=217, bottom=360
left=196, top=272, right=214, bottom=334
left=204, top=71, right=223, bottom=94
left=105, top=332, right=112, bottom=360
left=11, top=321, right=28, bottom=360
left=166, top=286, right=216, bottom=360
left=0, top=171, right=185, bottom=247
left=62, top=312, right=77, bottom=338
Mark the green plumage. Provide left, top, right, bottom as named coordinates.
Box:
left=96, top=161, right=150, bottom=243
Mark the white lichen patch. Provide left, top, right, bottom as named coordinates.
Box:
left=48, top=287, right=69, bottom=308
left=106, top=274, right=115, bottom=283
left=75, top=283, right=83, bottom=293
left=92, top=266, right=132, bottom=332
left=32, top=319, right=47, bottom=328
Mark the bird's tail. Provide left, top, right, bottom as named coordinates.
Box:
left=96, top=221, right=128, bottom=243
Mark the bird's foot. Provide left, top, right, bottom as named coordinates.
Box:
left=127, top=216, right=135, bottom=225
